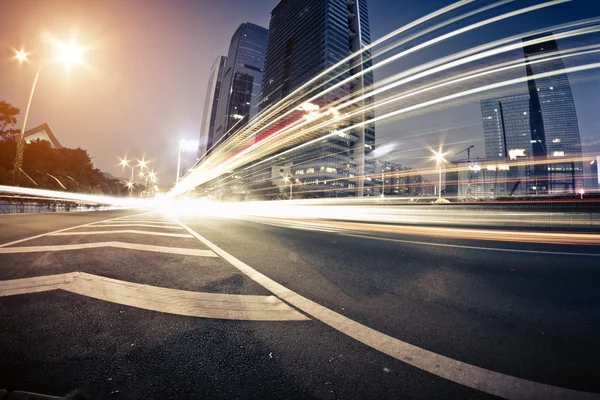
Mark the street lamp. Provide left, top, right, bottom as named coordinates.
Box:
left=12, top=40, right=85, bottom=186
left=431, top=150, right=447, bottom=202
left=282, top=174, right=301, bottom=200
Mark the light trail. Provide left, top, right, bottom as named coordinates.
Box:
left=0, top=185, right=144, bottom=208
left=169, top=2, right=599, bottom=198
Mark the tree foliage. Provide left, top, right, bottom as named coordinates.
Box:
left=0, top=137, right=128, bottom=195
left=0, top=100, right=21, bottom=139
left=0, top=99, right=128, bottom=196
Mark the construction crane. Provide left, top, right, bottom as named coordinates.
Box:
left=455, top=145, right=475, bottom=161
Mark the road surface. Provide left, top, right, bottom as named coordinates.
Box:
left=0, top=210, right=599, bottom=399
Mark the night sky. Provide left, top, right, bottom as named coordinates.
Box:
left=1, top=0, right=599, bottom=183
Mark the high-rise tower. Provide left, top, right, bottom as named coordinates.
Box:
left=259, top=0, right=375, bottom=197
left=213, top=23, right=268, bottom=147
left=523, top=34, right=584, bottom=194
left=199, top=56, right=226, bottom=159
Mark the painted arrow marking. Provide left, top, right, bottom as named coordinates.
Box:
left=0, top=272, right=309, bottom=321
left=0, top=241, right=217, bottom=257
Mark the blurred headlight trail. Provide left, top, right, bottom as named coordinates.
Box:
left=167, top=1, right=600, bottom=197
left=156, top=198, right=600, bottom=245
left=0, top=185, right=146, bottom=208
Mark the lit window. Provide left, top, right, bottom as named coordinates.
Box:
left=552, top=151, right=565, bottom=157
left=552, top=138, right=561, bottom=143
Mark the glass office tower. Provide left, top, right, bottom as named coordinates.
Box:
left=523, top=34, right=584, bottom=194
left=213, top=23, right=268, bottom=147
left=259, top=0, right=375, bottom=197
left=199, top=56, right=227, bottom=159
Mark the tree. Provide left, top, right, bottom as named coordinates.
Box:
left=0, top=101, right=20, bottom=140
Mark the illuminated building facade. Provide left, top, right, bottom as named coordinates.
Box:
left=524, top=34, right=584, bottom=194
left=481, top=94, right=532, bottom=196
left=259, top=0, right=375, bottom=197
left=213, top=23, right=268, bottom=147
left=480, top=35, right=584, bottom=196
left=199, top=56, right=227, bottom=159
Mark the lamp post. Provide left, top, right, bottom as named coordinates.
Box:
left=432, top=150, right=446, bottom=202
left=119, top=157, right=134, bottom=197
left=282, top=174, right=301, bottom=200
left=12, top=41, right=84, bottom=186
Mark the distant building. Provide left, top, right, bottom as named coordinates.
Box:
left=23, top=123, right=63, bottom=149
left=259, top=0, right=375, bottom=197
left=368, top=160, right=422, bottom=197
left=213, top=23, right=268, bottom=146
left=480, top=34, right=584, bottom=196
left=481, top=94, right=531, bottom=196
left=449, top=160, right=510, bottom=200
left=523, top=34, right=584, bottom=194
left=199, top=56, right=227, bottom=159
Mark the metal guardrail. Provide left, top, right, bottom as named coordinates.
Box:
left=0, top=199, right=112, bottom=214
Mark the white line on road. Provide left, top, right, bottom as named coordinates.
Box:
left=88, top=224, right=184, bottom=229
left=0, top=272, right=309, bottom=321
left=0, top=241, right=217, bottom=257
left=105, top=219, right=179, bottom=225
left=343, top=234, right=600, bottom=257
left=0, top=212, right=147, bottom=248
left=176, top=220, right=600, bottom=400
left=49, top=230, right=193, bottom=238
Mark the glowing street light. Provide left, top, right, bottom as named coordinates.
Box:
left=281, top=174, right=301, bottom=200
left=12, top=39, right=86, bottom=186
left=15, top=50, right=28, bottom=62
left=431, top=149, right=447, bottom=202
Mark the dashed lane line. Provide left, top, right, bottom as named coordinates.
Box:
left=0, top=241, right=217, bottom=257
left=49, top=230, right=193, bottom=238
left=176, top=219, right=600, bottom=400
left=0, top=272, right=309, bottom=321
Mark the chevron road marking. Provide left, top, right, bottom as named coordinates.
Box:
left=0, top=272, right=309, bottom=321
left=99, top=220, right=181, bottom=225
left=0, top=241, right=217, bottom=257
left=88, top=224, right=184, bottom=229
left=176, top=219, right=600, bottom=400
left=48, top=230, right=193, bottom=238
left=0, top=212, right=147, bottom=248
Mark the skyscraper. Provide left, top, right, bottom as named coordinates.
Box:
left=481, top=35, right=584, bottom=196
left=199, top=56, right=226, bottom=159
left=481, top=94, right=532, bottom=195
left=213, top=23, right=268, bottom=146
left=523, top=34, right=584, bottom=194
left=259, top=0, right=375, bottom=197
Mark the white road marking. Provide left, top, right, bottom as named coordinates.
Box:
left=0, top=212, right=146, bottom=248
left=0, top=241, right=217, bottom=257
left=0, top=272, right=309, bottom=321
left=343, top=234, right=600, bottom=257
left=49, top=230, right=193, bottom=238
left=89, top=224, right=184, bottom=229
left=96, top=220, right=180, bottom=225
left=176, top=220, right=599, bottom=400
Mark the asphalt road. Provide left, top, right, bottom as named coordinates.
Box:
left=0, top=210, right=599, bottom=399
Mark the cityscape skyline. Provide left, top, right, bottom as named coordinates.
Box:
left=0, top=0, right=599, bottom=186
